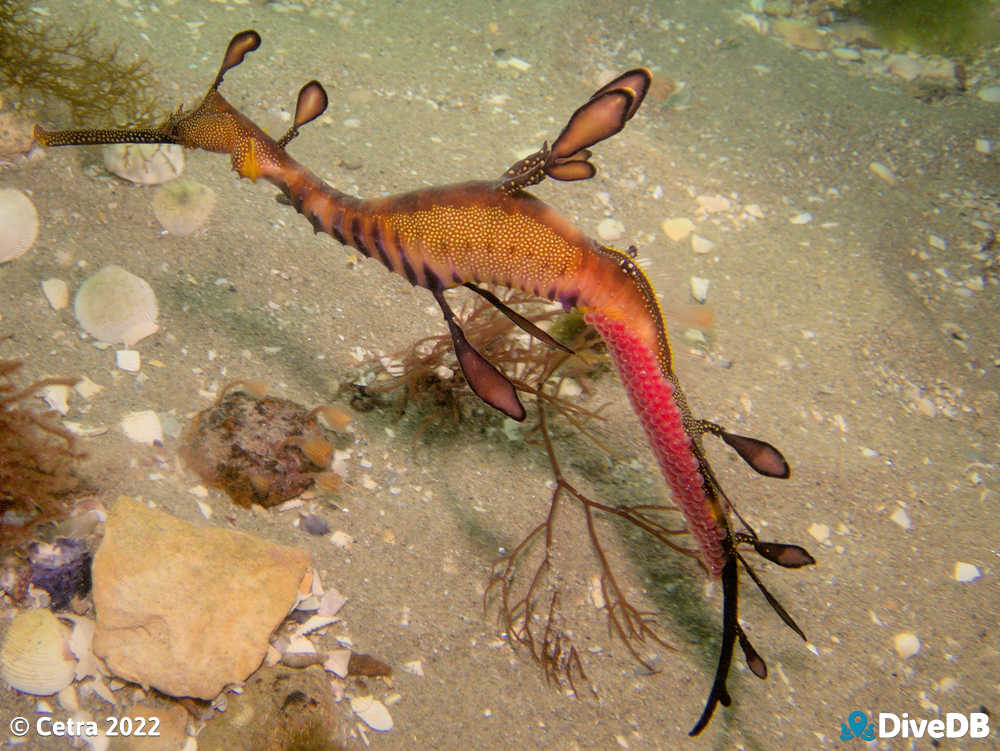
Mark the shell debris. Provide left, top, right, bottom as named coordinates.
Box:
left=953, top=562, right=981, bottom=582
left=75, top=266, right=158, bottom=346
left=153, top=179, right=216, bottom=235
left=0, top=188, right=39, bottom=263
left=103, top=143, right=183, bottom=184
left=350, top=694, right=393, bottom=732
left=0, top=608, right=77, bottom=695
left=120, top=410, right=163, bottom=445
left=42, top=279, right=70, bottom=310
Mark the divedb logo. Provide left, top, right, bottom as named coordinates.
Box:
left=840, top=710, right=991, bottom=741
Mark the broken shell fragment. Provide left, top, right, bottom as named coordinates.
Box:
left=74, top=265, right=158, bottom=345
left=1, top=608, right=77, bottom=695
left=350, top=695, right=393, bottom=732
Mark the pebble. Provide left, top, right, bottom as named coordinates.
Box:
left=504, top=56, right=532, bottom=72
left=953, top=562, right=980, bottom=582
left=115, top=350, right=141, bottom=372
left=890, top=507, right=911, bottom=530
left=976, top=85, right=1000, bottom=103
left=661, top=217, right=695, bottom=242
left=974, top=139, right=992, bottom=154
left=690, top=276, right=710, bottom=303
left=773, top=19, right=825, bottom=50
left=928, top=234, right=947, bottom=251
left=790, top=211, right=813, bottom=225
left=807, top=522, right=830, bottom=544
left=831, top=47, right=862, bottom=62
left=691, top=234, right=715, bottom=254
left=597, top=218, right=625, bottom=242
left=893, top=632, right=920, bottom=658
left=41, top=279, right=69, bottom=310
left=869, top=162, right=896, bottom=186
left=886, top=54, right=923, bottom=81
left=120, top=410, right=163, bottom=445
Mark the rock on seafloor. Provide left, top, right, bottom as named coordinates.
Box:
left=91, top=496, right=311, bottom=699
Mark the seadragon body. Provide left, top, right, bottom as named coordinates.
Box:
left=35, top=30, right=814, bottom=735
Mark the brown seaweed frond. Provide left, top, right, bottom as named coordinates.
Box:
left=0, top=0, right=158, bottom=125
left=1, top=339, right=85, bottom=550
left=360, top=290, right=702, bottom=688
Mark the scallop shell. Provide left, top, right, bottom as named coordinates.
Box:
left=102, top=143, right=184, bottom=184
left=1, top=608, right=77, bottom=695
left=0, top=188, right=39, bottom=263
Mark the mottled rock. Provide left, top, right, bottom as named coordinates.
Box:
left=92, top=496, right=311, bottom=699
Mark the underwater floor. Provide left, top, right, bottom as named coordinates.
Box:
left=1, top=0, right=998, bottom=749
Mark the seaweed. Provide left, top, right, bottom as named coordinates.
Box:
left=846, top=0, right=999, bottom=55
left=0, top=337, right=85, bottom=552
left=0, top=0, right=158, bottom=125
left=359, top=290, right=698, bottom=689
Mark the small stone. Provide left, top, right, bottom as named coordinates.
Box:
left=596, top=218, right=625, bottom=242
left=890, top=507, right=911, bottom=530
left=953, top=562, right=980, bottom=582
left=790, top=211, right=813, bottom=225
left=661, top=217, right=695, bottom=242
left=928, top=234, right=947, bottom=251
left=690, top=276, right=710, bottom=303
left=91, top=496, right=311, bottom=699
left=41, top=279, right=69, bottom=310
left=831, top=47, right=862, bottom=62
left=976, top=85, right=1000, bottom=103
left=773, top=19, right=825, bottom=50
left=869, top=162, right=896, bottom=186
left=893, top=632, right=920, bottom=658
left=120, top=410, right=163, bottom=445
left=975, top=139, right=993, bottom=154
left=503, top=56, right=532, bottom=72
left=691, top=234, right=715, bottom=254
left=807, top=522, right=830, bottom=544
left=886, top=53, right=923, bottom=81
left=115, top=350, right=141, bottom=372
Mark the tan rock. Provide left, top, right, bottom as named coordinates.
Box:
left=92, top=496, right=311, bottom=699
left=773, top=19, right=825, bottom=51
left=109, top=703, right=188, bottom=751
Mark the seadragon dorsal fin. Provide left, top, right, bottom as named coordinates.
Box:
left=496, top=68, right=651, bottom=195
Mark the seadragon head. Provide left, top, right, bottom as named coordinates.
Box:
left=33, top=30, right=328, bottom=182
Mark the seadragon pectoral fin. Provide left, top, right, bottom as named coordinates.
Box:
left=464, top=284, right=574, bottom=354
left=277, top=80, right=329, bottom=147
left=432, top=289, right=526, bottom=421
left=698, top=421, right=790, bottom=479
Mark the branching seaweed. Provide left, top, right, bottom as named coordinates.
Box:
left=0, top=336, right=85, bottom=551
left=0, top=0, right=158, bottom=125
left=359, top=290, right=704, bottom=690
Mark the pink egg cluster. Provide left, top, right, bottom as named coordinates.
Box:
left=586, top=311, right=726, bottom=575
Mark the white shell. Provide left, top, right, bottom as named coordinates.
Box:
left=350, top=694, right=393, bottom=732
left=74, top=265, right=158, bottom=346
left=103, top=143, right=184, bottom=184
left=152, top=179, right=216, bottom=235
left=0, top=188, right=39, bottom=263
left=1, top=609, right=77, bottom=695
